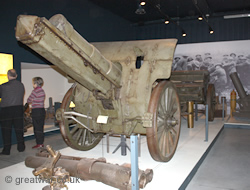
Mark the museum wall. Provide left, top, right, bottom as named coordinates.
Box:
left=21, top=63, right=73, bottom=108
left=135, top=17, right=250, bottom=44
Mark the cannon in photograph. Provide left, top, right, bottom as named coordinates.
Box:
left=230, top=72, right=250, bottom=119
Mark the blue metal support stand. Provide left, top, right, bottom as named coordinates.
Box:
left=137, top=134, right=141, bottom=157
left=112, top=135, right=130, bottom=156
left=131, top=135, right=139, bottom=190
left=106, top=134, right=109, bottom=153
left=205, top=105, right=208, bottom=142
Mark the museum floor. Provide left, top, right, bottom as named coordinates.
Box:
left=0, top=116, right=250, bottom=190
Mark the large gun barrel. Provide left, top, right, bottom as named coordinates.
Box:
left=15, top=14, right=122, bottom=96
left=25, top=154, right=153, bottom=190
left=230, top=72, right=247, bottom=99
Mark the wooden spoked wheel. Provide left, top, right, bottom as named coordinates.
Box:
left=146, top=81, right=181, bottom=162
left=59, top=85, right=104, bottom=150
left=206, top=84, right=216, bottom=122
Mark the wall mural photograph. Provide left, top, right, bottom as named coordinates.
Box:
left=172, top=40, right=250, bottom=111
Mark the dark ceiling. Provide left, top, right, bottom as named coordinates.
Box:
left=89, top=0, right=250, bottom=24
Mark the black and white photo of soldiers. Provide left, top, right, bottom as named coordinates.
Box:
left=172, top=55, right=188, bottom=71
left=236, top=55, right=250, bottom=87
left=209, top=63, right=227, bottom=96
left=172, top=50, right=250, bottom=97
left=222, top=53, right=237, bottom=89
left=200, top=56, right=213, bottom=71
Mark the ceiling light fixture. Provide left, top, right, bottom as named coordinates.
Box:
left=164, top=19, right=169, bottom=24
left=209, top=27, right=214, bottom=34
left=140, top=0, right=146, bottom=6
left=223, top=13, right=250, bottom=19
left=182, top=30, right=187, bottom=37
left=198, top=16, right=203, bottom=20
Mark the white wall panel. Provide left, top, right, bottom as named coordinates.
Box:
left=21, top=63, right=73, bottom=108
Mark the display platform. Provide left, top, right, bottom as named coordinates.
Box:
left=225, top=115, right=250, bottom=127
left=0, top=117, right=226, bottom=190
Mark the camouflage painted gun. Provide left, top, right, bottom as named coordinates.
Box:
left=15, top=14, right=181, bottom=162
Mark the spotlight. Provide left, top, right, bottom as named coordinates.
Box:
left=140, top=1, right=146, bottom=6
left=198, top=16, right=203, bottom=20
left=209, top=27, right=214, bottom=34
left=182, top=30, right=187, bottom=37
left=165, top=19, right=169, bottom=24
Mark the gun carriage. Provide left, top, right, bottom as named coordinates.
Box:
left=15, top=14, right=181, bottom=162
left=170, top=70, right=216, bottom=121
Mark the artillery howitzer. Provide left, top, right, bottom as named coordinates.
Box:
left=15, top=14, right=181, bottom=162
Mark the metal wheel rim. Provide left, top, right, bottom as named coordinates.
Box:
left=206, top=84, right=216, bottom=121
left=59, top=85, right=103, bottom=151
left=146, top=81, right=181, bottom=162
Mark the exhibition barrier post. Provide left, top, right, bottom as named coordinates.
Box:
left=195, top=102, right=198, bottom=121
left=205, top=105, right=208, bottom=142
left=222, top=97, right=225, bottom=121
left=131, top=135, right=139, bottom=190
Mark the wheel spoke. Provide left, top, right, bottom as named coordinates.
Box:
left=75, top=128, right=83, bottom=143
left=159, top=103, right=165, bottom=117
left=82, top=129, right=87, bottom=146
left=159, top=130, right=166, bottom=154
left=79, top=130, right=84, bottom=145
left=163, top=89, right=167, bottom=113
left=170, top=127, right=177, bottom=136
left=166, top=130, right=170, bottom=155
left=162, top=132, right=167, bottom=156
left=158, top=110, right=165, bottom=119
left=157, top=124, right=165, bottom=141
left=167, top=88, right=173, bottom=112
left=87, top=131, right=93, bottom=144
left=168, top=131, right=174, bottom=147
left=158, top=129, right=165, bottom=148
left=168, top=91, right=176, bottom=114
left=70, top=125, right=79, bottom=135
left=169, top=107, right=177, bottom=117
